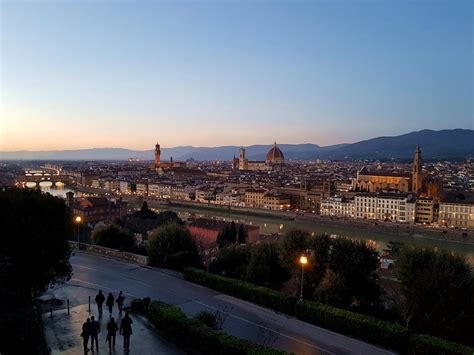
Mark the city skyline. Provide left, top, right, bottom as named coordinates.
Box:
left=1, top=1, right=473, bottom=151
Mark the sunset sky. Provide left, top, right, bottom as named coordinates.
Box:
left=1, top=0, right=472, bottom=151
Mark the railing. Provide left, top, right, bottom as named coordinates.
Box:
left=69, top=241, right=149, bottom=266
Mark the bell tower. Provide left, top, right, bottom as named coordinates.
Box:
left=239, top=147, right=247, bottom=170
left=155, top=142, right=161, bottom=167
left=412, top=144, right=423, bottom=192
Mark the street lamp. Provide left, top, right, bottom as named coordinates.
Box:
left=75, top=216, right=82, bottom=249
left=299, top=255, right=308, bottom=301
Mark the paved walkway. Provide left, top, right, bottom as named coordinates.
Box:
left=42, top=304, right=184, bottom=354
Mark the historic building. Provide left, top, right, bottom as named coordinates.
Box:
left=354, top=193, right=415, bottom=223
left=415, top=197, right=438, bottom=224
left=275, top=180, right=335, bottom=213
left=412, top=144, right=423, bottom=193
left=67, top=194, right=127, bottom=223
left=353, top=168, right=411, bottom=193
left=439, top=201, right=474, bottom=228
left=233, top=142, right=285, bottom=171
left=154, top=142, right=186, bottom=171
left=244, top=188, right=291, bottom=210
left=321, top=196, right=355, bottom=218
left=353, top=145, right=424, bottom=193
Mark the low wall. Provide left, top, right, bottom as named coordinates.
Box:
left=69, top=241, right=149, bottom=265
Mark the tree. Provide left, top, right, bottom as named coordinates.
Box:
left=237, top=224, right=247, bottom=244
left=384, top=240, right=404, bottom=258
left=92, top=225, right=134, bottom=251
left=147, top=223, right=200, bottom=269
left=229, top=221, right=237, bottom=241
left=316, top=238, right=381, bottom=310
left=314, top=269, right=348, bottom=308
left=278, top=229, right=310, bottom=270
left=245, top=243, right=289, bottom=290
left=396, top=247, right=474, bottom=345
left=0, top=188, right=72, bottom=299
left=156, top=211, right=184, bottom=226
left=134, top=201, right=158, bottom=219
left=306, top=234, right=332, bottom=285
left=124, top=210, right=184, bottom=237
left=209, top=245, right=251, bottom=279
left=217, top=222, right=237, bottom=247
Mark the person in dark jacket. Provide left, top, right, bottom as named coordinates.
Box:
left=106, top=317, right=119, bottom=352
left=106, top=292, right=114, bottom=315
left=116, top=290, right=126, bottom=313
left=80, top=318, right=91, bottom=353
left=119, top=312, right=133, bottom=351
left=90, top=315, right=101, bottom=352
left=95, top=290, right=105, bottom=317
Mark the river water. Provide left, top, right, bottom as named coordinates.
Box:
left=25, top=182, right=77, bottom=198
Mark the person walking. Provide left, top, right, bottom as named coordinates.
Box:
left=95, top=290, right=105, bottom=317
left=116, top=291, right=126, bottom=313
left=106, top=317, right=119, bottom=352
left=80, top=318, right=91, bottom=353
left=90, top=316, right=101, bottom=352
left=119, top=312, right=133, bottom=351
left=106, top=292, right=114, bottom=316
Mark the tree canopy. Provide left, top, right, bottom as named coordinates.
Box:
left=217, top=221, right=237, bottom=247
left=245, top=243, right=289, bottom=290
left=278, top=229, right=310, bottom=270
left=313, top=237, right=381, bottom=310
left=134, top=201, right=158, bottom=219
left=396, top=247, right=474, bottom=345
left=209, top=245, right=251, bottom=279
left=0, top=188, right=72, bottom=299
left=124, top=209, right=184, bottom=237
left=92, top=224, right=134, bottom=251
left=147, top=223, right=200, bottom=269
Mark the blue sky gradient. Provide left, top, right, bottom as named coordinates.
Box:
left=1, top=0, right=472, bottom=150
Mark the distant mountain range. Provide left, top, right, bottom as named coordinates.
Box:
left=1, top=129, right=472, bottom=161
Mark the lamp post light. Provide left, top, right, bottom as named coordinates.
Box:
left=75, top=216, right=82, bottom=249
left=299, top=255, right=308, bottom=301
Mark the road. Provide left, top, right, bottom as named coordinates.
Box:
left=49, top=252, right=396, bottom=355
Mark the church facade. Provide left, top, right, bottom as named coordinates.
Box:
left=353, top=145, right=423, bottom=193
left=233, top=142, right=284, bottom=171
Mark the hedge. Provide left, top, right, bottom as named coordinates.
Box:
left=408, top=334, right=474, bottom=355
left=183, top=268, right=473, bottom=354
left=183, top=267, right=298, bottom=315
left=295, top=300, right=411, bottom=351
left=146, top=301, right=287, bottom=355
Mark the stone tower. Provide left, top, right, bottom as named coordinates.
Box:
left=412, top=144, right=423, bottom=192
left=239, top=147, right=247, bottom=170
left=155, top=142, right=161, bottom=167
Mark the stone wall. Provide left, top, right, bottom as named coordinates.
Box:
left=69, top=241, right=149, bottom=265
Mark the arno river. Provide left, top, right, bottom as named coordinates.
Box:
left=31, top=183, right=474, bottom=266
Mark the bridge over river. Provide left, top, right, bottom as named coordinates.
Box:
left=19, top=168, right=71, bottom=187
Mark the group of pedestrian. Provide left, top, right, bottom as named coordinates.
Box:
left=95, top=290, right=126, bottom=317
left=80, top=290, right=133, bottom=353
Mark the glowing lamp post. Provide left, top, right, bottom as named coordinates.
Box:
left=75, top=216, right=82, bottom=249
left=299, top=255, right=308, bottom=301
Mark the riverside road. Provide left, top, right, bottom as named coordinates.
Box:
left=49, top=252, right=395, bottom=355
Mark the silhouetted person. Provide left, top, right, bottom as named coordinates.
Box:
left=116, top=291, right=126, bottom=313
left=80, top=318, right=91, bottom=353
left=119, top=312, right=133, bottom=351
left=95, top=290, right=105, bottom=317
left=90, top=315, right=101, bottom=352
left=106, top=292, right=114, bottom=315
left=106, top=317, right=119, bottom=352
